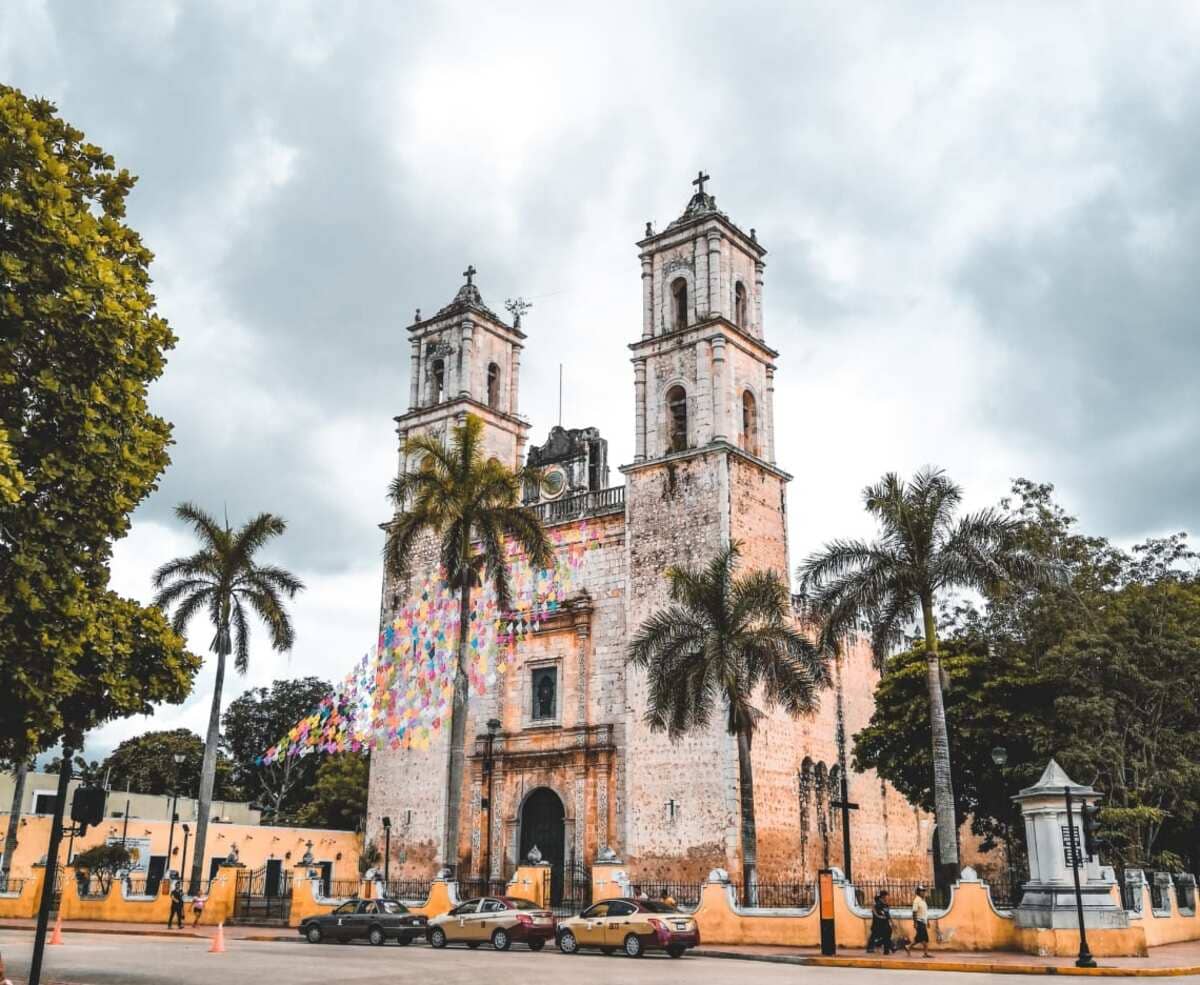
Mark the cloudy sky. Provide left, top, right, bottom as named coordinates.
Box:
left=5, top=1, right=1198, bottom=758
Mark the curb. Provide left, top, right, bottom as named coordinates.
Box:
left=693, top=947, right=1200, bottom=977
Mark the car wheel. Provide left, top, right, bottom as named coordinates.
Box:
left=491, top=927, right=512, bottom=951
left=558, top=930, right=579, bottom=955
left=429, top=927, right=448, bottom=949
left=601, top=946, right=615, bottom=955
left=528, top=938, right=545, bottom=952
left=466, top=942, right=481, bottom=949
left=667, top=945, right=686, bottom=959
left=368, top=926, right=386, bottom=946
left=624, top=933, right=644, bottom=958
left=305, top=925, right=322, bottom=944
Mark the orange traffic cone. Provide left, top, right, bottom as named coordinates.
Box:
left=208, top=922, right=226, bottom=954
left=49, top=912, right=64, bottom=946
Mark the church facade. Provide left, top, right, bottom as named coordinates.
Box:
left=367, top=179, right=937, bottom=893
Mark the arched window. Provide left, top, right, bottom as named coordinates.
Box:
left=671, top=277, right=688, bottom=331
left=741, top=390, right=758, bottom=456
left=666, top=385, right=688, bottom=452
left=487, top=362, right=501, bottom=409
left=430, top=359, right=445, bottom=405
left=734, top=281, right=748, bottom=327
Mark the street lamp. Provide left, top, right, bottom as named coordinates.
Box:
left=1064, top=788, right=1097, bottom=968
left=166, top=753, right=185, bottom=876
left=180, top=823, right=191, bottom=893
left=381, top=816, right=392, bottom=887
left=991, top=746, right=1009, bottom=767
left=482, top=718, right=501, bottom=887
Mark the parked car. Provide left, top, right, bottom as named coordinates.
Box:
left=555, top=898, right=700, bottom=958
left=299, top=898, right=427, bottom=945
left=426, top=896, right=556, bottom=951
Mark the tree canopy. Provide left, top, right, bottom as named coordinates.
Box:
left=854, top=479, right=1200, bottom=872
left=99, top=728, right=236, bottom=800
left=222, top=677, right=333, bottom=821
left=295, top=753, right=369, bottom=832
left=0, top=85, right=198, bottom=759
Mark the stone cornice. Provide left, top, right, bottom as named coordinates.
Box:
left=619, top=440, right=792, bottom=482
left=628, top=315, right=779, bottom=361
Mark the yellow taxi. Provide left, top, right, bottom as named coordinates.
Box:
left=555, top=897, right=700, bottom=958
left=426, top=896, right=556, bottom=951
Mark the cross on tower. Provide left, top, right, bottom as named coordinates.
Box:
left=692, top=170, right=710, bottom=196
left=463, top=264, right=477, bottom=286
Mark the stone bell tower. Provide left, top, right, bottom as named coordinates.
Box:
left=621, top=174, right=792, bottom=876
left=397, top=266, right=530, bottom=474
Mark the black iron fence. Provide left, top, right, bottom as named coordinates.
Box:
left=0, top=877, right=24, bottom=895
left=631, top=881, right=704, bottom=911
left=383, top=878, right=435, bottom=902
left=1150, top=879, right=1169, bottom=911
left=455, top=878, right=510, bottom=901
left=738, top=881, right=817, bottom=909
left=853, top=879, right=950, bottom=910
left=325, top=879, right=361, bottom=899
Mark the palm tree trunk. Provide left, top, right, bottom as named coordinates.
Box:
left=191, top=641, right=228, bottom=893
left=442, top=579, right=472, bottom=876
left=922, top=599, right=960, bottom=883
left=735, top=729, right=758, bottom=905
left=1, top=760, right=28, bottom=881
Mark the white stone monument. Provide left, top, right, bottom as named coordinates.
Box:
left=1012, top=759, right=1127, bottom=930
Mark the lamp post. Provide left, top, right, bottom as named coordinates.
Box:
left=1064, top=788, right=1097, bottom=968
left=166, top=752, right=185, bottom=875
left=990, top=746, right=1018, bottom=902
left=482, top=718, right=501, bottom=886
left=381, top=816, right=391, bottom=887
left=180, top=823, right=191, bottom=892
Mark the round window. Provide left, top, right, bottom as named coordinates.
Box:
left=541, top=469, right=566, bottom=500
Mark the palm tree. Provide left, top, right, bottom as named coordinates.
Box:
left=629, top=543, right=830, bottom=896
left=153, top=504, right=303, bottom=892
left=384, top=414, right=552, bottom=874
left=797, top=468, right=1051, bottom=884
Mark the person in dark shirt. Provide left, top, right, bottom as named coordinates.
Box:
left=866, top=890, right=894, bottom=954
left=167, top=883, right=186, bottom=929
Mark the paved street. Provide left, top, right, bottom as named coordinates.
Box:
left=11, top=929, right=1192, bottom=985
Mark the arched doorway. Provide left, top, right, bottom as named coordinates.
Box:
left=519, top=787, right=565, bottom=904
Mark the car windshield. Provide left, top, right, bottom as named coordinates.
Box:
left=637, top=900, right=678, bottom=913
left=450, top=900, right=479, bottom=915
left=502, top=897, right=542, bottom=910
left=379, top=901, right=408, bottom=914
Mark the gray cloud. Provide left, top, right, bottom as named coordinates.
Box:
left=5, top=1, right=1199, bottom=752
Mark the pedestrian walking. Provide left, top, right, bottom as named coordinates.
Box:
left=191, top=891, right=208, bottom=927
left=912, top=885, right=932, bottom=958
left=865, top=890, right=893, bottom=953
left=167, top=883, right=186, bottom=929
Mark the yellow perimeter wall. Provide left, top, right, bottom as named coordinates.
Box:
left=0, top=814, right=359, bottom=884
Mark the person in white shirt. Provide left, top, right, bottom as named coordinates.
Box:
left=912, top=885, right=932, bottom=958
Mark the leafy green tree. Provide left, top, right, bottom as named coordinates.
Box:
left=629, top=543, right=829, bottom=893
left=854, top=480, right=1200, bottom=873
left=296, top=753, right=369, bottom=831
left=0, top=85, right=199, bottom=762
left=100, top=729, right=235, bottom=799
left=71, top=843, right=132, bottom=894
left=798, top=468, right=1050, bottom=881
left=44, top=754, right=103, bottom=785
left=222, top=677, right=332, bottom=822
left=153, top=504, right=303, bottom=891
left=384, top=414, right=551, bottom=873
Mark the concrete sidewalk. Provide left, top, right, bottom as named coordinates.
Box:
left=693, top=942, right=1200, bottom=976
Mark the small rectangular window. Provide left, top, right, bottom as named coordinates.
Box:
left=32, top=792, right=60, bottom=815
left=531, top=667, right=558, bottom=721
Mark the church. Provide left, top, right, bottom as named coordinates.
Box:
left=366, top=176, right=937, bottom=897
